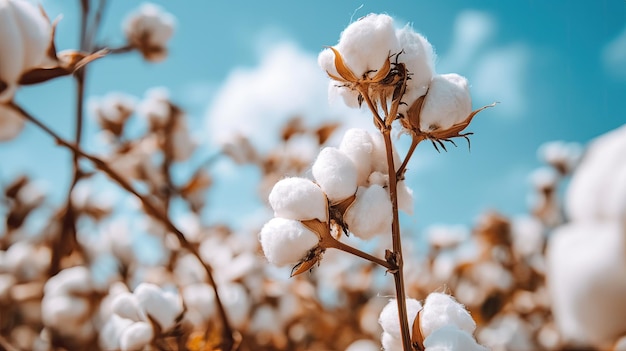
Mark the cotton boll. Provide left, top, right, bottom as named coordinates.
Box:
left=41, top=294, right=89, bottom=327
left=423, top=325, right=488, bottom=351
left=220, top=282, right=251, bottom=329
left=379, top=298, right=422, bottom=339
left=111, top=292, right=144, bottom=321
left=420, top=293, right=476, bottom=338
left=511, top=216, right=545, bottom=257
left=396, top=25, right=436, bottom=117
left=344, top=185, right=393, bottom=239
left=419, top=74, right=472, bottom=132
left=123, top=3, right=175, bottom=62
left=0, top=104, right=25, bottom=141
left=259, top=217, right=319, bottom=266
left=381, top=331, right=403, bottom=351
left=566, top=124, right=626, bottom=222
left=339, top=128, right=375, bottom=185
left=120, top=321, right=154, bottom=351
left=346, top=339, right=380, bottom=351
left=546, top=221, right=626, bottom=348
left=426, top=224, right=469, bottom=249
left=99, top=315, right=133, bottom=350
left=370, top=132, right=401, bottom=174
left=44, top=266, right=93, bottom=296
left=326, top=80, right=360, bottom=108
left=134, top=283, right=183, bottom=331
left=312, top=147, right=358, bottom=203
left=268, top=177, right=328, bottom=222
left=397, top=181, right=414, bottom=215
left=182, top=283, right=215, bottom=322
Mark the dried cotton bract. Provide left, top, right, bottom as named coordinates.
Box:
left=123, top=3, right=175, bottom=62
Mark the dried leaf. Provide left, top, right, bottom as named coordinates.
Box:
left=411, top=308, right=425, bottom=351
left=327, top=46, right=358, bottom=82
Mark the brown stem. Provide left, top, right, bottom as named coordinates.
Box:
left=9, top=102, right=237, bottom=350
left=396, top=135, right=424, bottom=182
left=325, top=235, right=394, bottom=271
left=382, top=128, right=413, bottom=351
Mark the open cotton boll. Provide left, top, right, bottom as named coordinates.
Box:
left=312, top=147, right=358, bottom=203
left=381, top=331, right=403, bottom=351
left=220, top=282, right=251, bottom=329
left=546, top=221, right=626, bottom=348
left=134, top=283, right=183, bottom=331
left=259, top=217, right=319, bottom=266
left=268, top=177, right=328, bottom=222
left=370, top=132, right=401, bottom=174
left=120, top=321, right=154, bottom=351
left=344, top=185, right=393, bottom=239
left=565, top=124, right=626, bottom=222
left=182, top=283, right=215, bottom=322
left=398, top=181, right=414, bottom=215
left=379, top=298, right=423, bottom=339
left=423, top=325, right=488, bottom=351
left=110, top=292, right=143, bottom=321
left=44, top=266, right=93, bottom=296
left=326, top=80, right=360, bottom=108
left=41, top=294, right=90, bottom=328
left=339, top=128, right=375, bottom=186
left=420, top=293, right=476, bottom=338
left=396, top=25, right=436, bottom=117
left=419, top=74, right=472, bottom=132
left=99, top=315, right=134, bottom=351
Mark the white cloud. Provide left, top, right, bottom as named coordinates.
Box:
left=204, top=42, right=373, bottom=155
left=438, top=11, right=529, bottom=118
left=602, top=25, right=626, bottom=79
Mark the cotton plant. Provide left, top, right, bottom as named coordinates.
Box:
left=259, top=13, right=493, bottom=350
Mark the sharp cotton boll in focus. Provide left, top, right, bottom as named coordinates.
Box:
left=419, top=74, right=472, bottom=132
left=344, top=185, right=393, bottom=239
left=420, top=293, right=476, bottom=338
left=339, top=128, right=375, bottom=186
left=268, top=177, right=328, bottom=222
left=379, top=298, right=422, bottom=339
left=423, top=325, right=488, bottom=351
left=312, top=147, right=358, bottom=203
left=259, top=217, right=319, bottom=266
left=345, top=339, right=380, bottom=351
left=381, top=331, right=403, bottom=351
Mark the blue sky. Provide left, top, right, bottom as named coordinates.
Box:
left=2, top=0, right=625, bottom=236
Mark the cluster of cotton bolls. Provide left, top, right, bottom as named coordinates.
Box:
left=259, top=127, right=413, bottom=267
left=379, top=293, right=487, bottom=350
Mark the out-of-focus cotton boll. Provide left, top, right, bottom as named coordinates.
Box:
left=396, top=25, right=436, bottom=117
left=99, top=315, right=134, bottom=351
left=0, top=104, right=25, bottom=141
left=379, top=298, right=422, bottom=339
left=41, top=294, right=90, bottom=328
left=565, top=124, right=626, bottom=222
left=182, top=283, right=215, bottom=325
left=478, top=313, right=536, bottom=351
left=420, top=293, right=476, bottom=338
left=419, top=74, right=472, bottom=132
left=511, top=216, right=545, bottom=257
left=171, top=116, right=195, bottom=161
left=259, top=217, right=319, bottom=266
left=123, top=3, right=175, bottom=62
left=344, top=185, right=392, bottom=239
left=220, top=282, right=251, bottom=329
left=529, top=167, right=558, bottom=190
left=269, top=177, right=328, bottom=222
left=426, top=224, right=469, bottom=249
left=312, top=147, right=358, bottom=203
left=397, top=181, right=414, bottom=215
left=44, top=266, right=93, bottom=296
left=319, top=13, right=400, bottom=79
left=0, top=0, right=52, bottom=103
left=423, top=325, right=488, bottom=351
left=134, top=283, right=183, bottom=331
left=137, top=87, right=171, bottom=128
left=538, top=140, right=582, bottom=175
left=339, top=128, right=375, bottom=185
left=110, top=292, right=144, bottom=321
left=119, top=321, right=154, bottom=351
left=345, top=339, right=380, bottom=351
left=546, top=221, right=626, bottom=348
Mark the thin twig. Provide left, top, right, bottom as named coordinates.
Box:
left=8, top=102, right=237, bottom=350
left=330, top=239, right=394, bottom=271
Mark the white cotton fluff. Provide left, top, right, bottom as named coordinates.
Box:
left=546, top=221, right=626, bottom=348
left=420, top=293, right=476, bottom=338
left=381, top=331, right=403, bottom=351
left=379, top=298, right=423, bottom=339
left=370, top=132, right=401, bottom=174
left=419, top=74, right=472, bottom=132
left=99, top=315, right=134, bottom=350
left=346, top=339, right=380, bottom=351
left=511, top=216, right=545, bottom=257
left=259, top=217, right=319, bottom=266
left=319, top=13, right=400, bottom=79
left=538, top=140, right=582, bottom=173
left=396, top=25, right=436, bottom=117
left=41, top=294, right=90, bottom=327
left=326, top=80, right=360, bottom=108
left=529, top=167, right=558, bottom=190
left=110, top=292, right=144, bottom=321
left=123, top=3, right=175, bottom=62
left=312, top=147, right=358, bottom=203
left=565, top=124, right=626, bottom=222
left=44, top=266, right=93, bottom=296
left=268, top=177, right=328, bottom=222
left=339, top=128, right=375, bottom=186
left=0, top=104, right=25, bottom=141
left=397, top=181, right=414, bottom=215
left=423, top=325, right=488, bottom=351
left=0, top=0, right=52, bottom=103
left=119, top=321, right=154, bottom=351
left=344, top=185, right=393, bottom=239
left=220, top=282, right=251, bottom=329
left=182, top=283, right=215, bottom=321
left=134, top=283, right=183, bottom=331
